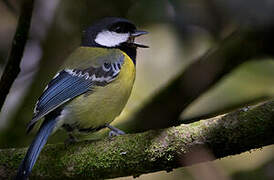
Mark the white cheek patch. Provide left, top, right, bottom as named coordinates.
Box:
left=95, top=30, right=129, bottom=47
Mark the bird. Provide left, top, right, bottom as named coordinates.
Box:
left=15, top=17, right=148, bottom=179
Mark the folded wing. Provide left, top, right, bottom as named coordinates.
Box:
left=27, top=55, right=124, bottom=133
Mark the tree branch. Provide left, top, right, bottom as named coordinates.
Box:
left=0, top=0, right=34, bottom=111
left=1, top=100, right=274, bottom=179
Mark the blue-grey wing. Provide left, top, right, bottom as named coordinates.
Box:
left=27, top=56, right=124, bottom=133
left=27, top=70, right=94, bottom=132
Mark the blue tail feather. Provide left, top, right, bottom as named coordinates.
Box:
left=16, top=118, right=57, bottom=180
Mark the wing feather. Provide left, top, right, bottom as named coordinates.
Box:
left=27, top=55, right=125, bottom=133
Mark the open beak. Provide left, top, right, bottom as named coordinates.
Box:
left=128, top=30, right=149, bottom=48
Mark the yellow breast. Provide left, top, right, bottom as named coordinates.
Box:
left=66, top=51, right=136, bottom=130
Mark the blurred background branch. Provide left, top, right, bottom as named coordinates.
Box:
left=0, top=0, right=34, bottom=111
left=1, top=100, right=274, bottom=179
left=117, top=27, right=274, bottom=133
left=2, top=0, right=18, bottom=14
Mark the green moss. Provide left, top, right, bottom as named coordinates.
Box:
left=2, top=101, right=274, bottom=179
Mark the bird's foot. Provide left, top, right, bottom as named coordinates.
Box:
left=106, top=124, right=125, bottom=137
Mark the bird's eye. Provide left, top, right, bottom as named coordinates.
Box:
left=114, top=26, right=123, bottom=33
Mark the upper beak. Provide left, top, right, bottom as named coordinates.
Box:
left=130, top=30, right=149, bottom=48
left=131, top=30, right=149, bottom=37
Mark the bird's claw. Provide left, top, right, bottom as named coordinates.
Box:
left=106, top=124, right=125, bottom=137
left=109, top=129, right=125, bottom=137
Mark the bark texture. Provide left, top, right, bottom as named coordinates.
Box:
left=1, top=101, right=274, bottom=179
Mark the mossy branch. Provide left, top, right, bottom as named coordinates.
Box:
left=1, top=100, right=274, bottom=179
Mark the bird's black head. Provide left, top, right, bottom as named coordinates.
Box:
left=82, top=17, right=148, bottom=63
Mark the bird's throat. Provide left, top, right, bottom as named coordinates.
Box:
left=118, top=45, right=137, bottom=65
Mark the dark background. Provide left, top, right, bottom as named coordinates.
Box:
left=1, top=0, right=274, bottom=179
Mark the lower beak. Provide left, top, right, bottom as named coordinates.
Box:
left=129, top=30, right=149, bottom=48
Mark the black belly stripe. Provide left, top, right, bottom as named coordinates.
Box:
left=78, top=125, right=106, bottom=133
left=62, top=123, right=106, bottom=133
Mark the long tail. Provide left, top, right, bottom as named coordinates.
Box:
left=16, top=118, right=57, bottom=180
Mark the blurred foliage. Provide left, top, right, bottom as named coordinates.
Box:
left=232, top=158, right=274, bottom=180
left=183, top=60, right=274, bottom=120
left=1, top=0, right=274, bottom=179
